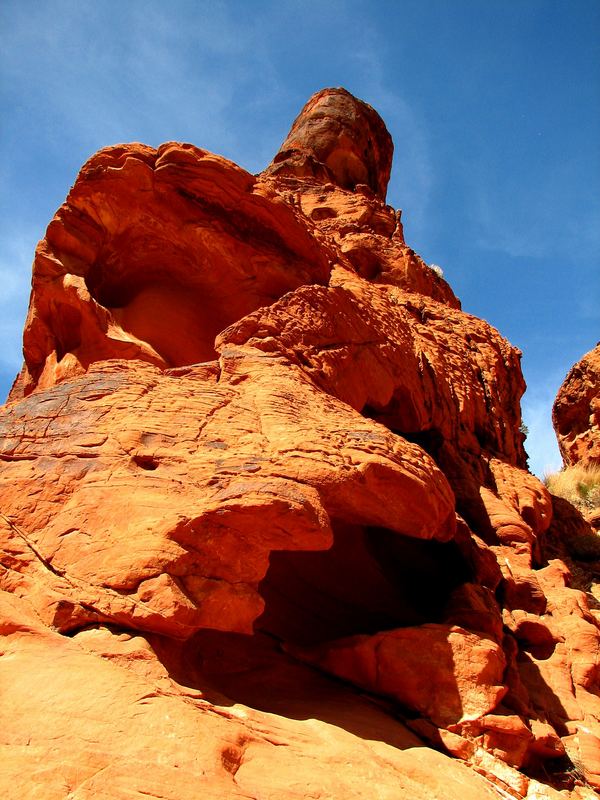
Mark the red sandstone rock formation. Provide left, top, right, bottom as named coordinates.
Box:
left=554, top=343, right=600, bottom=468
left=2, top=87, right=599, bottom=799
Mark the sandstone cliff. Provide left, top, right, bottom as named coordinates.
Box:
left=1, top=88, right=599, bottom=799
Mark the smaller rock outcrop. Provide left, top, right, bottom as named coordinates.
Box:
left=553, top=343, right=600, bottom=467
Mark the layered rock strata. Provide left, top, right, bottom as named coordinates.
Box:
left=2, top=87, right=599, bottom=799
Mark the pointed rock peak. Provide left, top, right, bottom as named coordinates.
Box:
left=264, top=87, right=394, bottom=200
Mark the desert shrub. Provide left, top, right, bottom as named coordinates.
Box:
left=545, top=463, right=600, bottom=513
left=545, top=464, right=600, bottom=560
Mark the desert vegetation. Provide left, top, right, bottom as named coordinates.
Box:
left=546, top=463, right=600, bottom=561
left=545, top=463, right=600, bottom=517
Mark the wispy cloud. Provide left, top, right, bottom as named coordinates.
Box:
left=0, top=0, right=289, bottom=405
left=329, top=23, right=435, bottom=242
left=374, top=90, right=435, bottom=241
left=468, top=155, right=600, bottom=264
left=0, top=1, right=283, bottom=166
left=0, top=231, right=33, bottom=377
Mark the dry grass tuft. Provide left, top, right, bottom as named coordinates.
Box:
left=545, top=463, right=600, bottom=560
left=545, top=463, right=600, bottom=514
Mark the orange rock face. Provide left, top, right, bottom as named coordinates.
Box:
left=2, top=88, right=600, bottom=798
left=554, top=343, right=600, bottom=467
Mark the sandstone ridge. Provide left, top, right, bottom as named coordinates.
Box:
left=2, top=88, right=599, bottom=799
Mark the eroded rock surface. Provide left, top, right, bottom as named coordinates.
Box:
left=554, top=343, right=600, bottom=468
left=2, top=88, right=599, bottom=799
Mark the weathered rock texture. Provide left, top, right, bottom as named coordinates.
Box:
left=554, top=343, right=600, bottom=468
left=2, top=87, right=599, bottom=799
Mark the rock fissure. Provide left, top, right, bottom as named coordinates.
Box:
left=0, top=512, right=69, bottom=581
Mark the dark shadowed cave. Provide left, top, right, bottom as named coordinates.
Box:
left=255, top=521, right=472, bottom=646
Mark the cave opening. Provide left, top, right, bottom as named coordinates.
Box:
left=255, top=521, right=472, bottom=647
left=84, top=250, right=228, bottom=367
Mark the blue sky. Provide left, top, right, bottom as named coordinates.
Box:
left=1, top=0, right=598, bottom=477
